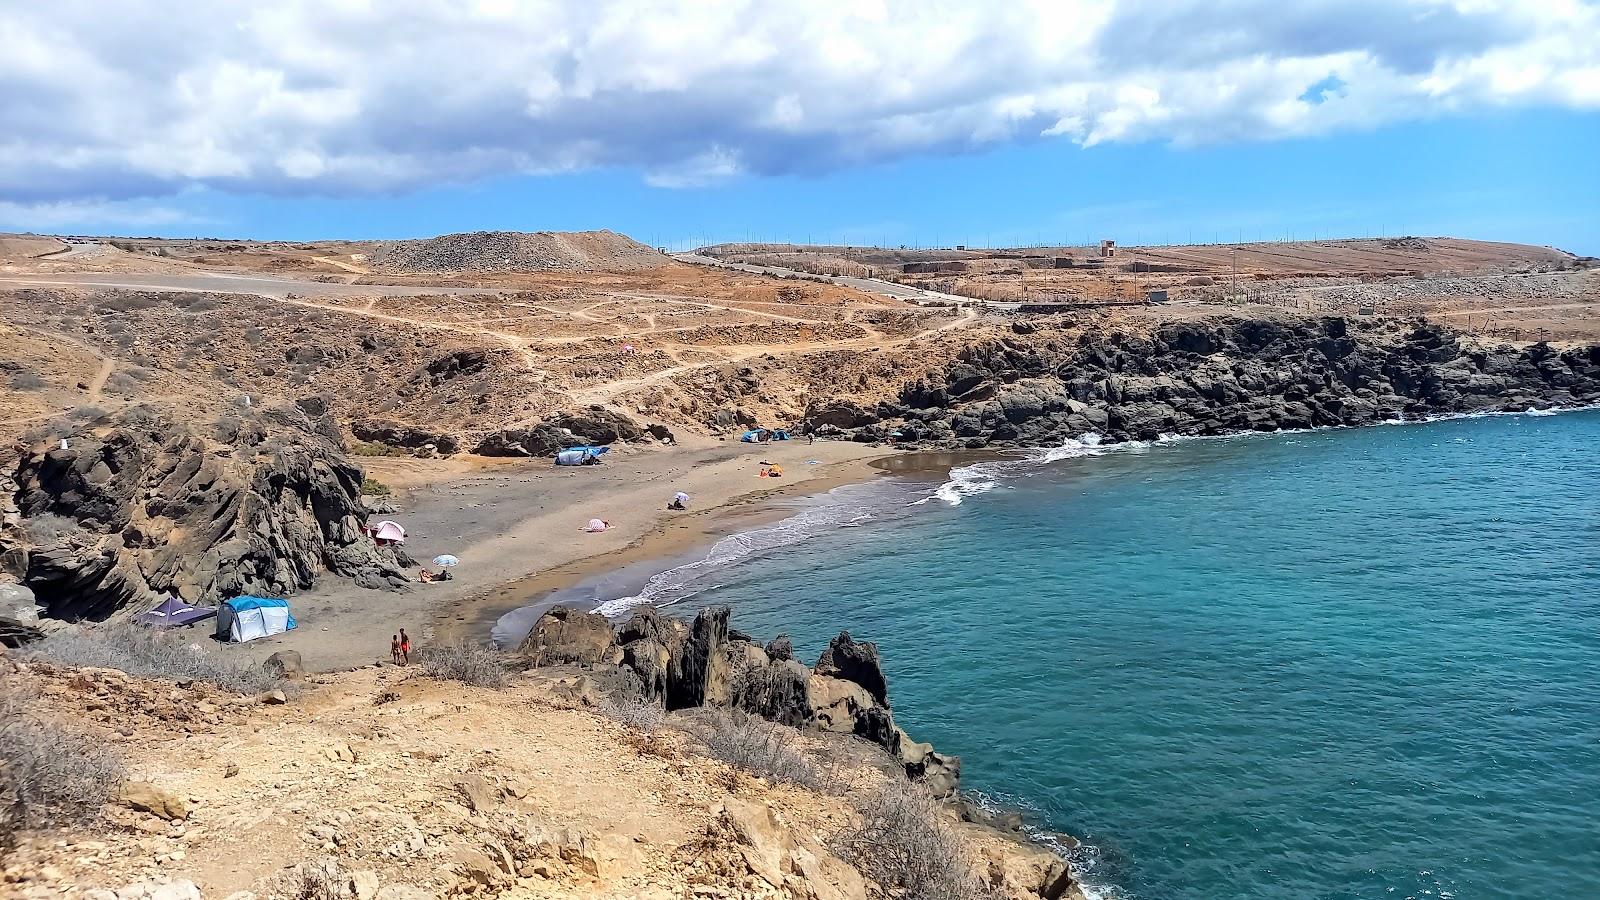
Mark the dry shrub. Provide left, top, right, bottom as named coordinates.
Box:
left=689, top=708, right=830, bottom=791
left=835, top=780, right=1000, bottom=900
left=8, top=371, right=47, bottom=391
left=373, top=689, right=402, bottom=706
left=18, top=513, right=82, bottom=545
left=0, top=686, right=125, bottom=838
left=288, top=856, right=344, bottom=900
left=597, top=695, right=676, bottom=757
left=418, top=640, right=506, bottom=688
left=29, top=622, right=282, bottom=695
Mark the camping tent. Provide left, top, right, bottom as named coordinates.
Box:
left=555, top=446, right=609, bottom=466
left=137, top=596, right=217, bottom=629
left=740, top=429, right=770, bottom=443
left=372, top=520, right=406, bottom=543
left=215, top=596, right=296, bottom=643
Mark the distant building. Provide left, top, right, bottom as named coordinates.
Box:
left=1100, top=239, right=1117, bottom=258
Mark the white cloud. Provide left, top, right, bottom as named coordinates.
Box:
left=0, top=199, right=208, bottom=231
left=0, top=0, right=1595, bottom=204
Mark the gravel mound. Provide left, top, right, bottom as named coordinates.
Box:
left=374, top=230, right=667, bottom=274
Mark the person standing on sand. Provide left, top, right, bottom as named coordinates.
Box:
left=391, top=634, right=402, bottom=665
left=399, top=629, right=411, bottom=666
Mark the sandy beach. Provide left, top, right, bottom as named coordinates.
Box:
left=230, top=438, right=894, bottom=672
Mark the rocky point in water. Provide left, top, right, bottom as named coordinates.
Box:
left=521, top=604, right=962, bottom=798
left=0, top=402, right=409, bottom=622
left=812, top=316, right=1600, bottom=447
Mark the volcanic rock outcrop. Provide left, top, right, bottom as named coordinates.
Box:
left=0, top=404, right=408, bottom=622
left=862, top=317, right=1600, bottom=447
left=523, top=605, right=962, bottom=797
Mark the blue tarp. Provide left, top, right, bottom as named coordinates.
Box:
left=554, top=445, right=610, bottom=466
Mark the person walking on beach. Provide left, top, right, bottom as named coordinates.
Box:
left=390, top=634, right=402, bottom=665
left=399, top=628, right=411, bottom=666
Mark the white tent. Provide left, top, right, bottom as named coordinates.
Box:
left=215, top=596, right=296, bottom=643
left=372, top=520, right=407, bottom=543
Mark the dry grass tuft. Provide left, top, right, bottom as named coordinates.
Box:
left=29, top=623, right=282, bottom=695
left=0, top=686, right=125, bottom=843
left=687, top=708, right=832, bottom=792
left=835, top=780, right=1001, bottom=900
left=417, top=640, right=506, bottom=688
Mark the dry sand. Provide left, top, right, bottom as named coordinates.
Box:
left=232, top=438, right=893, bottom=672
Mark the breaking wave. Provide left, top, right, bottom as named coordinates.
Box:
left=593, top=485, right=889, bottom=617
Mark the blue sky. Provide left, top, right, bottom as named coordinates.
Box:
left=167, top=107, right=1600, bottom=255
left=3, top=1, right=1598, bottom=254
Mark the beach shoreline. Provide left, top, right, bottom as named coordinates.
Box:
left=230, top=437, right=897, bottom=672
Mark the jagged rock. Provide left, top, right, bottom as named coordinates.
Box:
left=764, top=634, right=794, bottom=662
left=0, top=616, right=44, bottom=648
left=521, top=605, right=616, bottom=666
left=3, top=406, right=408, bottom=622
left=806, top=400, right=879, bottom=429
left=814, top=631, right=889, bottom=706
left=666, top=605, right=731, bottom=709
left=897, top=729, right=961, bottom=799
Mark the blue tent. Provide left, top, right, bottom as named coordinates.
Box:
left=215, top=596, right=296, bottom=643
left=554, top=445, right=610, bottom=466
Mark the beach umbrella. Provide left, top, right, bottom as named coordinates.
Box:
left=432, top=554, right=459, bottom=568
left=674, top=492, right=689, bottom=504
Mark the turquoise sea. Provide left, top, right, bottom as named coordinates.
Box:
left=546, top=410, right=1600, bottom=898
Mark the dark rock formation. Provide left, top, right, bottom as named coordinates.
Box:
left=351, top=419, right=460, bottom=455
left=473, top=425, right=578, bottom=458
left=870, top=317, right=1600, bottom=448
left=814, top=631, right=889, bottom=707
left=545, top=409, right=644, bottom=445
left=667, top=605, right=731, bottom=709
left=1, top=405, right=409, bottom=622
left=525, top=604, right=960, bottom=797
left=520, top=605, right=616, bottom=666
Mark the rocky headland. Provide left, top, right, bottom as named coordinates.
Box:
left=808, top=316, right=1600, bottom=446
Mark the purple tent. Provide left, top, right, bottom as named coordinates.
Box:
left=136, top=596, right=217, bottom=629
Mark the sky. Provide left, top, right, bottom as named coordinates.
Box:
left=2, top=0, right=1598, bottom=254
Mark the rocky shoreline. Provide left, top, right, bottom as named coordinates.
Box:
left=806, top=316, right=1600, bottom=447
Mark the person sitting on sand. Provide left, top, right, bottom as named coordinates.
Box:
left=668, top=491, right=689, bottom=511
left=419, top=569, right=433, bottom=583
left=767, top=464, right=784, bottom=478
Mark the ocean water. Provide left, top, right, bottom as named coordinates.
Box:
left=564, top=410, right=1600, bottom=899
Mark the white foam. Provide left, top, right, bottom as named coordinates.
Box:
left=593, top=489, right=881, bottom=617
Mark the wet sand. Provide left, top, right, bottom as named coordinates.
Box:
left=231, top=438, right=897, bottom=672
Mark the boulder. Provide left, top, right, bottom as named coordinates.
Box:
left=764, top=634, right=794, bottom=661
left=545, top=409, right=644, bottom=445
left=0, top=616, right=43, bottom=649
left=521, top=605, right=616, bottom=667
left=262, top=650, right=303, bottom=680
left=897, top=729, right=961, bottom=799
left=117, top=781, right=189, bottom=821
left=814, top=631, right=889, bottom=706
